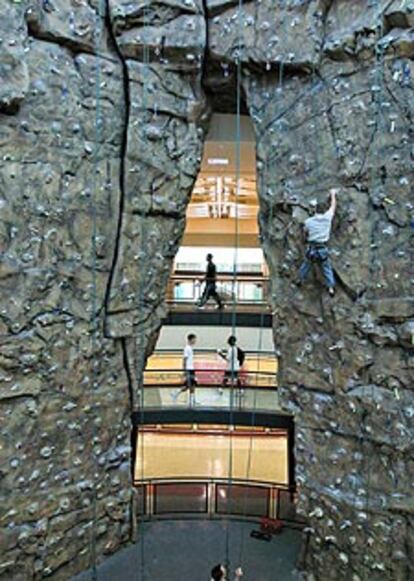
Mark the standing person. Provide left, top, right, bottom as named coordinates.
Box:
left=211, top=564, right=243, bottom=581
left=298, top=188, right=337, bottom=296
left=197, top=253, right=223, bottom=309
left=218, top=335, right=243, bottom=388
left=172, top=333, right=198, bottom=406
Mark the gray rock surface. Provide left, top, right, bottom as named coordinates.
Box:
left=0, top=0, right=413, bottom=579
left=238, top=2, right=414, bottom=579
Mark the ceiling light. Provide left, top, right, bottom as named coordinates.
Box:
left=207, top=158, right=229, bottom=165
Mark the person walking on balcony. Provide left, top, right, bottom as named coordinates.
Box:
left=197, top=253, right=223, bottom=309
left=218, top=335, right=244, bottom=392
left=172, top=333, right=198, bottom=406
left=298, top=189, right=337, bottom=296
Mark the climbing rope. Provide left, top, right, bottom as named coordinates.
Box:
left=237, top=311, right=266, bottom=567
left=360, top=11, right=403, bottom=571
left=135, top=3, right=152, bottom=578
left=89, top=0, right=107, bottom=578
left=224, top=0, right=244, bottom=571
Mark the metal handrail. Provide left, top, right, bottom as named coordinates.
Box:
left=171, top=274, right=270, bottom=282
left=143, top=371, right=277, bottom=390
left=151, top=349, right=276, bottom=355
left=133, top=476, right=305, bottom=525
left=143, top=384, right=278, bottom=392
left=135, top=476, right=291, bottom=489
left=144, top=368, right=276, bottom=377
left=167, top=273, right=271, bottom=305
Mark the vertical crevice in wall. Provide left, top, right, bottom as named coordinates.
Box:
left=103, top=0, right=130, bottom=330
left=103, top=1, right=139, bottom=540
left=201, top=0, right=209, bottom=82
left=120, top=338, right=138, bottom=491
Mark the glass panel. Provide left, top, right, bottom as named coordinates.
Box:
left=216, top=484, right=269, bottom=518
left=238, top=282, right=263, bottom=301
left=135, top=484, right=146, bottom=516
left=154, top=483, right=208, bottom=514
left=141, top=386, right=280, bottom=413
left=173, top=282, right=195, bottom=300
left=278, top=490, right=303, bottom=522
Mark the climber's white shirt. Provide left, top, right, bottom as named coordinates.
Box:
left=305, top=208, right=334, bottom=243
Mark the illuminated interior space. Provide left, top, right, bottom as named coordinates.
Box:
left=166, top=115, right=269, bottom=311
left=182, top=114, right=259, bottom=251
left=135, top=426, right=288, bottom=485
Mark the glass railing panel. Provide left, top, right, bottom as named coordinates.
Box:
left=277, top=490, right=306, bottom=524
left=154, top=483, right=208, bottom=515
left=133, top=478, right=305, bottom=525
left=216, top=483, right=270, bottom=518
left=135, top=484, right=146, bottom=516
left=168, top=274, right=270, bottom=306
left=141, top=386, right=280, bottom=413
left=145, top=351, right=278, bottom=379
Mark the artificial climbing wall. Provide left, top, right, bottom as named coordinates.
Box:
left=235, top=2, right=414, bottom=579
left=0, top=0, right=206, bottom=578
left=0, top=1, right=413, bottom=580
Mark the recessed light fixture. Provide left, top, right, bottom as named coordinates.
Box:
left=207, top=158, right=229, bottom=165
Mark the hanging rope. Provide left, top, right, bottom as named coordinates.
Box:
left=88, top=0, right=107, bottom=578
left=361, top=11, right=398, bottom=568
left=237, top=311, right=266, bottom=567
left=135, top=3, right=151, bottom=578
left=224, top=0, right=244, bottom=571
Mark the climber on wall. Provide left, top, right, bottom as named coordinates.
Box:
left=298, top=189, right=337, bottom=296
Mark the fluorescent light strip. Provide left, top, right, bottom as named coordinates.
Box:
left=207, top=158, right=229, bottom=165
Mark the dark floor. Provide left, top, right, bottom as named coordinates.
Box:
left=74, top=520, right=303, bottom=581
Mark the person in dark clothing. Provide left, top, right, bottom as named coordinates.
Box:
left=211, top=564, right=243, bottom=580
left=197, top=253, right=223, bottom=309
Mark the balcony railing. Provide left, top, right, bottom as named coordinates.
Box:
left=141, top=382, right=279, bottom=413
left=142, top=350, right=279, bottom=412
left=146, top=350, right=277, bottom=375
left=134, top=477, right=305, bottom=527
left=166, top=274, right=271, bottom=307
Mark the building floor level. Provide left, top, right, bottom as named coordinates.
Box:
left=73, top=520, right=303, bottom=581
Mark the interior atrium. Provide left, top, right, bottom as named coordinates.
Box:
left=0, top=1, right=413, bottom=581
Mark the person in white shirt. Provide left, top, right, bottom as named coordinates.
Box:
left=298, top=189, right=337, bottom=296
left=218, top=335, right=241, bottom=388
left=211, top=563, right=243, bottom=581
left=172, top=333, right=198, bottom=406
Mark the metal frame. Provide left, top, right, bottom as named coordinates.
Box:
left=132, top=477, right=305, bottom=526
left=164, top=310, right=272, bottom=327
left=132, top=409, right=292, bottom=429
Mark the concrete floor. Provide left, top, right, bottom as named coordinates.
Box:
left=74, top=520, right=303, bottom=581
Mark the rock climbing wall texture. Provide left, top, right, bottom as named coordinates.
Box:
left=0, top=0, right=207, bottom=578
left=233, top=1, right=413, bottom=580
left=0, top=2, right=133, bottom=579
left=0, top=0, right=413, bottom=579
